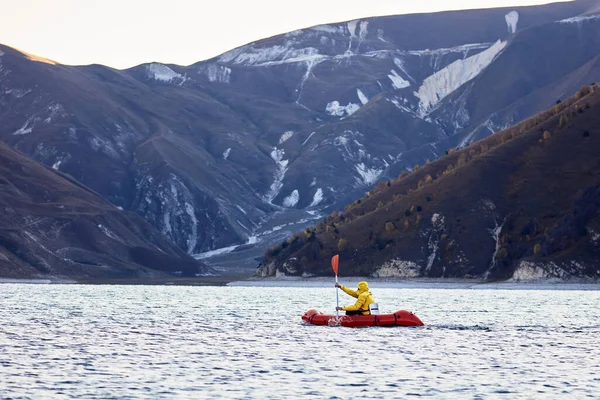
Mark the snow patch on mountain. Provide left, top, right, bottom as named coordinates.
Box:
left=560, top=14, right=600, bottom=24
left=505, top=11, right=519, bottom=34
left=359, top=21, right=369, bottom=40
left=98, top=224, right=121, bottom=242
left=393, top=58, right=415, bottom=83
left=52, top=154, right=70, bottom=170
left=309, top=188, right=324, bottom=207
left=5, top=89, right=30, bottom=99
left=13, top=117, right=36, bottom=135
left=279, top=131, right=294, bottom=144
left=184, top=202, right=198, bottom=253
left=346, top=20, right=368, bottom=52
left=302, top=132, right=316, bottom=146
left=415, top=40, right=506, bottom=116
left=310, top=25, right=343, bottom=34
left=220, top=44, right=321, bottom=66
left=355, top=163, right=382, bottom=186
left=264, top=147, right=289, bottom=203
left=357, top=89, right=369, bottom=105
left=194, top=244, right=239, bottom=260
left=426, top=213, right=445, bottom=273
left=88, top=135, right=120, bottom=159
left=388, top=70, right=411, bottom=89
left=146, top=63, right=187, bottom=84
left=223, top=148, right=231, bottom=160
left=408, top=43, right=491, bottom=57
left=389, top=97, right=417, bottom=116
left=347, top=21, right=358, bottom=38
left=283, top=190, right=300, bottom=207
left=204, top=64, right=231, bottom=83
left=326, top=101, right=360, bottom=117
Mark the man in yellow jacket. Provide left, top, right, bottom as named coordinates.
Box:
left=335, top=281, right=375, bottom=315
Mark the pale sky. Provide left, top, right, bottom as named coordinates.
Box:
left=1, top=0, right=571, bottom=69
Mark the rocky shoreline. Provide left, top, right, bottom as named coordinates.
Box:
left=227, top=276, right=600, bottom=290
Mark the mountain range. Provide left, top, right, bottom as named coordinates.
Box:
left=1, top=0, right=600, bottom=279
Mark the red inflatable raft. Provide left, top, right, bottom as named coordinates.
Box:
left=302, top=309, right=424, bottom=327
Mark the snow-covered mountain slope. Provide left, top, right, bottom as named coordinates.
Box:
left=1, top=0, right=599, bottom=272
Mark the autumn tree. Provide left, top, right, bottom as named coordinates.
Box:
left=543, top=131, right=552, bottom=141
left=385, top=222, right=396, bottom=233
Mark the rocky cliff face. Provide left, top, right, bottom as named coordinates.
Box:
left=1, top=1, right=599, bottom=271
left=260, top=85, right=600, bottom=281
left=0, top=141, right=208, bottom=279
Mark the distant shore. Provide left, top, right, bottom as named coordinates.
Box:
left=0, top=274, right=250, bottom=286
left=2, top=275, right=599, bottom=289
left=227, top=276, right=600, bottom=290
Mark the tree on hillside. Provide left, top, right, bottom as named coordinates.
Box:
left=385, top=222, right=396, bottom=233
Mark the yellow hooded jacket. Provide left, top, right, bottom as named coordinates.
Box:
left=340, top=281, right=375, bottom=315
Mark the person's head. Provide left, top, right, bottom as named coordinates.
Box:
left=357, top=281, right=369, bottom=293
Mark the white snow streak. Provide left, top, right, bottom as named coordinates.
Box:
left=427, top=214, right=445, bottom=273
left=205, top=64, right=231, bottom=83
left=415, top=40, right=506, bottom=116
left=388, top=70, right=411, bottom=89
left=283, top=190, right=300, bottom=207
left=408, top=43, right=491, bottom=57
left=146, top=63, right=186, bottom=84
left=279, top=131, right=294, bottom=144
left=393, top=57, right=414, bottom=83
left=184, top=202, right=198, bottom=254
left=311, top=25, right=342, bottom=34
left=505, top=11, right=519, bottom=34
left=13, top=117, right=36, bottom=135
left=355, top=163, right=382, bottom=186
left=223, top=148, right=231, bottom=160
left=264, top=147, right=289, bottom=203
left=309, top=188, right=324, bottom=207
left=357, top=89, right=369, bottom=105
left=98, top=224, right=121, bottom=242
left=194, top=244, right=239, bottom=260
left=220, top=45, right=320, bottom=66
left=326, top=101, right=360, bottom=117
left=485, top=217, right=507, bottom=279
left=302, top=132, right=316, bottom=146
left=560, top=14, right=600, bottom=24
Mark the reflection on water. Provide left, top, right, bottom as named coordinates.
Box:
left=1, top=284, right=599, bottom=398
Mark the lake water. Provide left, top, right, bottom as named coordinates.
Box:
left=1, top=283, right=599, bottom=399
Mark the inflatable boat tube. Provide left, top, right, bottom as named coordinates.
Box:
left=302, top=309, right=424, bottom=327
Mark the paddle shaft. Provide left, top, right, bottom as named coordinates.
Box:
left=335, top=275, right=339, bottom=318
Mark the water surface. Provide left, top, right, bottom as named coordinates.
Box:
left=1, top=284, right=598, bottom=399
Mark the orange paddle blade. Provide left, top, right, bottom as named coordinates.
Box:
left=331, top=254, right=339, bottom=276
